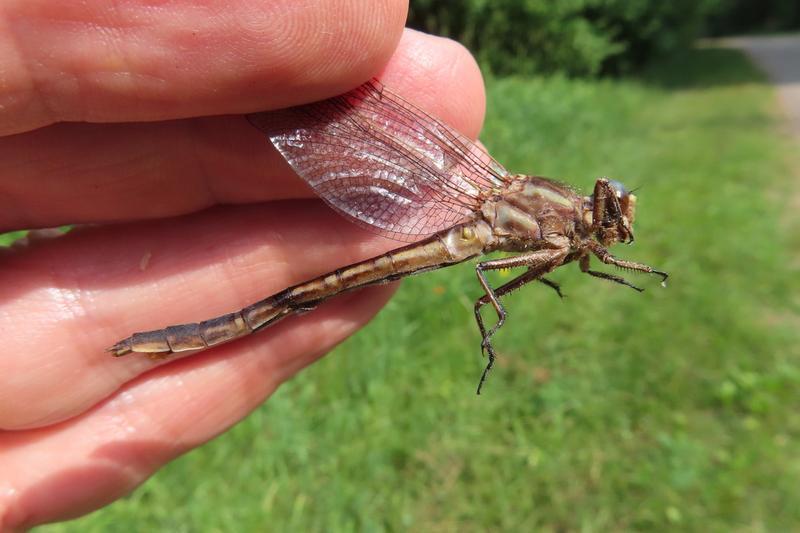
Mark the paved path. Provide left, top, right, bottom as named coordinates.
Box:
left=723, top=35, right=800, bottom=136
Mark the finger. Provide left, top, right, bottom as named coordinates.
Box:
left=0, top=30, right=486, bottom=232
left=1, top=0, right=408, bottom=134
left=0, top=200, right=399, bottom=429
left=0, top=284, right=392, bottom=528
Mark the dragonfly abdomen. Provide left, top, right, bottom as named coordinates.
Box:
left=107, top=305, right=289, bottom=358
left=109, top=221, right=492, bottom=358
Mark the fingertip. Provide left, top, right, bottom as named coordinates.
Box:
left=379, top=29, right=486, bottom=139
left=1, top=0, right=410, bottom=132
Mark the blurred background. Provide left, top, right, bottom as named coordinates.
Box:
left=42, top=1, right=799, bottom=531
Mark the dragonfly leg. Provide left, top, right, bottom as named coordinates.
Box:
left=538, top=277, right=565, bottom=299
left=474, top=270, right=558, bottom=351
left=584, top=243, right=669, bottom=287
left=474, top=248, right=569, bottom=394
left=474, top=269, right=539, bottom=395
left=580, top=255, right=643, bottom=292
left=584, top=269, right=643, bottom=292
left=474, top=266, right=505, bottom=387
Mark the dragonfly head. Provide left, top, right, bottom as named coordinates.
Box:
left=586, top=178, right=636, bottom=246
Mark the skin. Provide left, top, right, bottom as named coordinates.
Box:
left=0, top=1, right=487, bottom=528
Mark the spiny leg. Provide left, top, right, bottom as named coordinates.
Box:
left=475, top=275, right=564, bottom=353
left=582, top=243, right=669, bottom=289
left=474, top=268, right=543, bottom=353
left=538, top=277, right=565, bottom=299
left=475, top=253, right=566, bottom=355
left=578, top=255, right=642, bottom=291
left=474, top=248, right=569, bottom=394
left=586, top=269, right=644, bottom=291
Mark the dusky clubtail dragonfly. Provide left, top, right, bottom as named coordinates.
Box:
left=109, top=79, right=667, bottom=393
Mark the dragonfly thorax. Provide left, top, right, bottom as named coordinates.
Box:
left=480, top=176, right=585, bottom=252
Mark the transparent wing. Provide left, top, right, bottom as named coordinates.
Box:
left=248, top=79, right=510, bottom=242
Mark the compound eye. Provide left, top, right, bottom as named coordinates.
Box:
left=608, top=179, right=628, bottom=198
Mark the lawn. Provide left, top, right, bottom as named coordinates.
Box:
left=40, top=46, right=799, bottom=531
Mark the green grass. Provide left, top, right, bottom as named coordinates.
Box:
left=42, top=47, right=799, bottom=531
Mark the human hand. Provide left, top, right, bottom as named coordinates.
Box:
left=0, top=1, right=487, bottom=528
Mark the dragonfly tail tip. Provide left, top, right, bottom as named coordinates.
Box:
left=107, top=341, right=132, bottom=357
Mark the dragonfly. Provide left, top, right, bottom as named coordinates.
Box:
left=109, top=79, right=668, bottom=393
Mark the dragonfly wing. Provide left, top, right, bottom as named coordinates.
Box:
left=248, top=79, right=510, bottom=242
